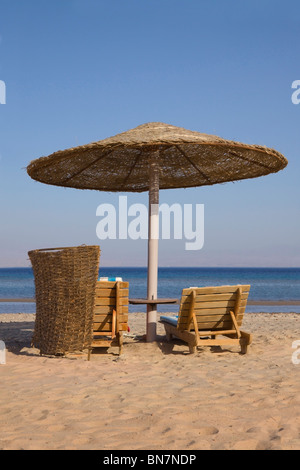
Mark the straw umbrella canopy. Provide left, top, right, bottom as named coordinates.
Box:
left=27, top=122, right=288, bottom=341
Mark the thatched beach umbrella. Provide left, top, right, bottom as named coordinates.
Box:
left=27, top=122, right=288, bottom=341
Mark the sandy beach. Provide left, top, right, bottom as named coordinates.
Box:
left=0, top=311, right=300, bottom=450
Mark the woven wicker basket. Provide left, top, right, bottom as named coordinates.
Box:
left=28, top=245, right=100, bottom=356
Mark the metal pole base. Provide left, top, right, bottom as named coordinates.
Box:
left=147, top=151, right=160, bottom=342
left=146, top=304, right=157, bottom=343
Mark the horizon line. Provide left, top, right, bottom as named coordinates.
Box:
left=1, top=266, right=300, bottom=269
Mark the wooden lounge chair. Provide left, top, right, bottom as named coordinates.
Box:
left=87, top=280, right=129, bottom=359
left=160, top=284, right=252, bottom=354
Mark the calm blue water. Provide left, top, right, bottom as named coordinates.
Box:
left=0, top=267, right=299, bottom=314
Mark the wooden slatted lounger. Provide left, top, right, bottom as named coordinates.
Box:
left=160, top=284, right=252, bottom=354
left=87, top=280, right=129, bottom=359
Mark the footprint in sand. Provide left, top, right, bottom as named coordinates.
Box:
left=197, top=426, right=219, bottom=436
left=37, top=410, right=49, bottom=421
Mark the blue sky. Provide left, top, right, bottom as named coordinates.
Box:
left=0, top=0, right=299, bottom=267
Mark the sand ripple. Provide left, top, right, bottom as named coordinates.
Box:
left=0, top=312, right=300, bottom=450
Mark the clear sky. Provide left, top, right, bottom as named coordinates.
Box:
left=0, top=0, right=299, bottom=267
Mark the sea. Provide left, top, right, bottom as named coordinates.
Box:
left=0, top=267, right=299, bottom=315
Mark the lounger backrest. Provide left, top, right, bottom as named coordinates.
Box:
left=177, top=284, right=250, bottom=331
left=93, top=281, right=129, bottom=334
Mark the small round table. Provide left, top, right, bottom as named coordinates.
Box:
left=129, top=298, right=179, bottom=340
left=129, top=298, right=179, bottom=306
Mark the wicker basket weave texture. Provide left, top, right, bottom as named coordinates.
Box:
left=28, top=245, right=100, bottom=355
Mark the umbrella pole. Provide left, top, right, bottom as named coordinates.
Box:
left=147, top=151, right=160, bottom=342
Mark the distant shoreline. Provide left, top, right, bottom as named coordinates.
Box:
left=1, top=298, right=300, bottom=306
left=1, top=267, right=300, bottom=270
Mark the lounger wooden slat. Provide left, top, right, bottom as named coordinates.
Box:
left=93, top=313, right=128, bottom=323
left=182, top=285, right=250, bottom=295
left=95, top=281, right=129, bottom=289
left=180, top=312, right=244, bottom=320
left=196, top=316, right=240, bottom=326
left=180, top=292, right=249, bottom=302
left=181, top=302, right=247, bottom=310
left=183, top=302, right=248, bottom=311
left=95, top=288, right=129, bottom=298
left=180, top=306, right=246, bottom=318
left=187, top=321, right=239, bottom=330
left=93, top=324, right=128, bottom=331
left=87, top=281, right=129, bottom=359
left=160, top=284, right=252, bottom=354
left=94, top=297, right=128, bottom=306
left=93, top=323, right=128, bottom=332
left=94, top=305, right=129, bottom=314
